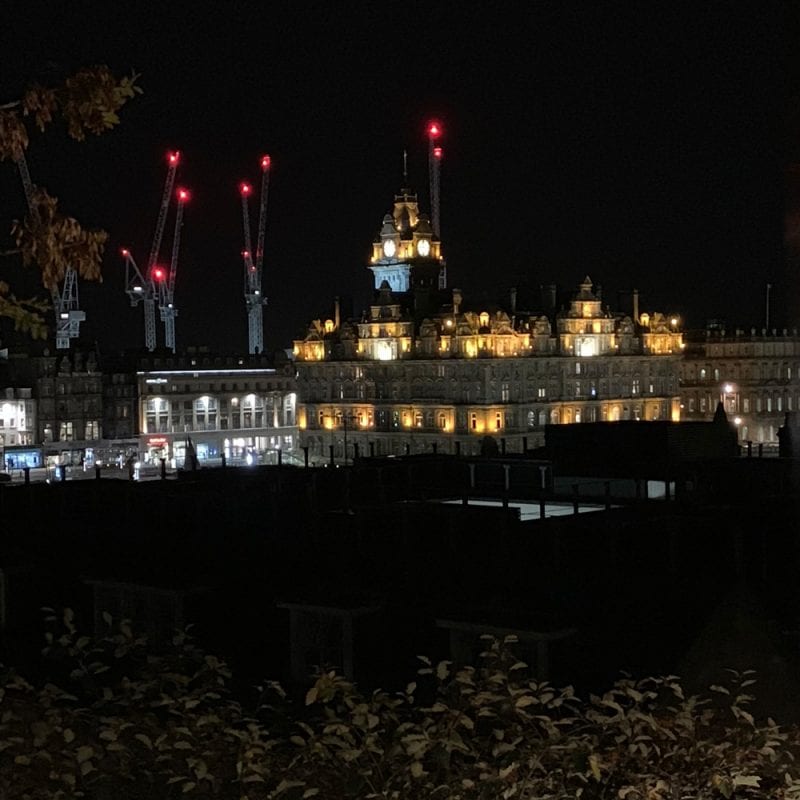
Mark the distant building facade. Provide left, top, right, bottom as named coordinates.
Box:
left=679, top=327, right=800, bottom=448
left=136, top=354, right=299, bottom=467
left=294, top=182, right=683, bottom=463
left=0, top=347, right=299, bottom=471
left=0, top=386, right=35, bottom=450
left=29, top=350, right=104, bottom=466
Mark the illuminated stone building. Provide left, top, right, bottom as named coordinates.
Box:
left=294, top=183, right=683, bottom=463
left=135, top=353, right=298, bottom=467
left=679, top=326, right=800, bottom=449
left=0, top=386, right=36, bottom=466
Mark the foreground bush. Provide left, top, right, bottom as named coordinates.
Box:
left=1, top=611, right=799, bottom=798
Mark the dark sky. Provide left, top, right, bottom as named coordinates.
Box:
left=1, top=3, right=795, bottom=354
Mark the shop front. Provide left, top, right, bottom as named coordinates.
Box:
left=3, top=445, right=43, bottom=470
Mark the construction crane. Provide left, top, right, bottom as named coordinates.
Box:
left=239, top=154, right=271, bottom=355
left=159, top=187, right=189, bottom=353
left=426, top=120, right=445, bottom=289
left=122, top=150, right=180, bottom=351
left=14, top=152, right=85, bottom=349
left=427, top=120, right=443, bottom=240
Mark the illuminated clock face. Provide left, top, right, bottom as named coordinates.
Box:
left=417, top=238, right=430, bottom=257
left=382, top=239, right=396, bottom=258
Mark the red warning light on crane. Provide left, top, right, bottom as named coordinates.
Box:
left=260, top=155, right=271, bottom=170
left=427, top=121, right=442, bottom=138
left=121, top=248, right=129, bottom=257
left=240, top=182, right=252, bottom=196
left=168, top=151, right=181, bottom=165
left=433, top=146, right=443, bottom=159
left=152, top=266, right=166, bottom=282
left=242, top=250, right=250, bottom=260
left=177, top=188, right=190, bottom=202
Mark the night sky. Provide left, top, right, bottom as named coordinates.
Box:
left=2, top=4, right=795, bottom=355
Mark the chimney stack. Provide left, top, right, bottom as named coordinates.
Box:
left=632, top=288, right=639, bottom=324
left=510, top=286, right=517, bottom=314
left=542, top=283, right=557, bottom=312
left=452, top=288, right=462, bottom=315
left=334, top=296, right=340, bottom=329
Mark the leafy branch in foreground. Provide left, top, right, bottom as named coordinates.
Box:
left=1, top=614, right=799, bottom=799
left=0, top=65, right=140, bottom=336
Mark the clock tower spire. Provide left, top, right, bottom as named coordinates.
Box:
left=368, top=154, right=445, bottom=293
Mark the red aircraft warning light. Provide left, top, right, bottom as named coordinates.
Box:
left=177, top=188, right=190, bottom=202
left=121, top=248, right=129, bottom=257
left=260, top=155, right=271, bottom=170
left=427, top=121, right=442, bottom=138
left=168, top=151, right=181, bottom=166
left=152, top=266, right=166, bottom=282
left=433, top=146, right=443, bottom=159
left=240, top=182, right=252, bottom=196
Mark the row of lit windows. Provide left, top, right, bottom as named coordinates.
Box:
left=306, top=378, right=675, bottom=404
left=42, top=421, right=100, bottom=442
left=686, top=395, right=799, bottom=414
left=311, top=400, right=669, bottom=434
left=706, top=342, right=800, bottom=357
left=684, top=365, right=800, bottom=382
left=146, top=381, right=291, bottom=394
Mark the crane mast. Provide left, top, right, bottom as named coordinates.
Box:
left=147, top=152, right=180, bottom=276
left=427, top=121, right=444, bottom=289
left=123, top=151, right=180, bottom=351
left=159, top=188, right=189, bottom=353
left=15, top=152, right=85, bottom=349
left=240, top=154, right=270, bottom=355
left=122, top=250, right=157, bottom=351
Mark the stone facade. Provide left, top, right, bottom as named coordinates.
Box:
left=680, top=327, right=800, bottom=449
left=294, top=182, right=683, bottom=463
left=135, top=354, right=299, bottom=467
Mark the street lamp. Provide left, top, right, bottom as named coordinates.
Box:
left=720, top=383, right=736, bottom=414
left=324, top=409, right=358, bottom=466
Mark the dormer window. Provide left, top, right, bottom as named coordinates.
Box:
left=479, top=311, right=490, bottom=327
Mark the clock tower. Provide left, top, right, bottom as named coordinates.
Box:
left=368, top=183, right=445, bottom=293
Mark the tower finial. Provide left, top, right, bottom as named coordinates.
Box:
left=403, top=149, right=408, bottom=183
